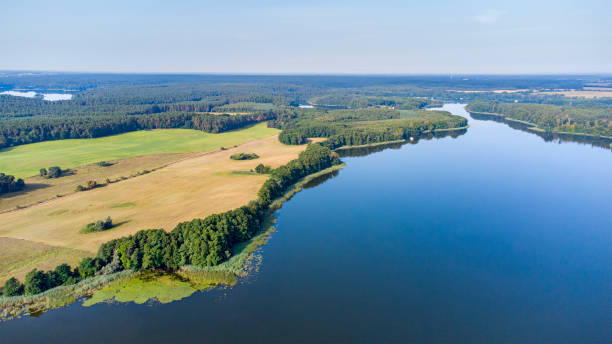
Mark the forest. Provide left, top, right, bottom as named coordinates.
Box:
left=466, top=101, right=612, bottom=137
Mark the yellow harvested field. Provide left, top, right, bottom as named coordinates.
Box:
left=0, top=135, right=306, bottom=256
left=0, top=237, right=90, bottom=284
left=539, top=90, right=612, bottom=98
left=0, top=152, right=201, bottom=212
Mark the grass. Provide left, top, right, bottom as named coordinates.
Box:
left=0, top=237, right=90, bottom=284
left=110, top=202, right=136, bottom=209
left=0, top=122, right=277, bottom=178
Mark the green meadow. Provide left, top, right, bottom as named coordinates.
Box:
left=0, top=123, right=278, bottom=177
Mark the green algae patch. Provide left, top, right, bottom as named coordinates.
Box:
left=83, top=272, right=196, bottom=306
left=83, top=270, right=236, bottom=307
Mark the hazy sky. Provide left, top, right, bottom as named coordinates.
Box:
left=1, top=0, right=610, bottom=74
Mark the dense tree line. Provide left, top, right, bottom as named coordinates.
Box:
left=0, top=172, right=25, bottom=194
left=1, top=143, right=340, bottom=297
left=467, top=101, right=612, bottom=137
left=308, top=95, right=442, bottom=109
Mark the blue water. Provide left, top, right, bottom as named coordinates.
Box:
left=1, top=104, right=610, bottom=343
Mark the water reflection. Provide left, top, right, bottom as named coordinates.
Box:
left=469, top=111, right=612, bottom=150
left=302, top=170, right=340, bottom=189
left=336, top=128, right=468, bottom=158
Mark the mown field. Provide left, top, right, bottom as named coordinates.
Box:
left=0, top=152, right=202, bottom=212
left=0, top=134, right=306, bottom=282
left=0, top=122, right=277, bottom=178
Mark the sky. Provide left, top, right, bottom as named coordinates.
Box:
left=1, top=0, right=611, bottom=74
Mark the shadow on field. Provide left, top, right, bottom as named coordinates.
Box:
left=0, top=183, right=51, bottom=198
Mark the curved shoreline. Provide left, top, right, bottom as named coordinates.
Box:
left=0, top=164, right=346, bottom=320
left=466, top=109, right=612, bottom=141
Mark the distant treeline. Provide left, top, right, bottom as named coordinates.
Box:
left=308, top=95, right=442, bottom=109
left=2, top=143, right=340, bottom=296
left=0, top=172, right=25, bottom=195
left=0, top=112, right=277, bottom=148
left=467, top=101, right=612, bottom=137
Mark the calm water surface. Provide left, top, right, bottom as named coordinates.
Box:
left=1, top=104, right=610, bottom=343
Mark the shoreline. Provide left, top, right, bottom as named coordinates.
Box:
left=466, top=109, right=612, bottom=141
left=0, top=164, right=346, bottom=320
left=333, top=125, right=470, bottom=151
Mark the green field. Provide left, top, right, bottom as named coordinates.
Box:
left=0, top=123, right=278, bottom=177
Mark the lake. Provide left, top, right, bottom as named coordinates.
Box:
left=1, top=104, right=610, bottom=343
left=0, top=90, right=72, bottom=101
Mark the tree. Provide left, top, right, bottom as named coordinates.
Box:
left=54, top=263, right=75, bottom=285
left=39, top=168, right=48, bottom=177
left=47, top=166, right=62, bottom=178
left=78, top=257, right=97, bottom=278
left=24, top=269, right=49, bottom=295
left=3, top=277, right=24, bottom=296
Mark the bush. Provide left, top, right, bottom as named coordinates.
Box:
left=96, top=161, right=113, bottom=167
left=40, top=166, right=62, bottom=178
left=24, top=269, right=49, bottom=295
left=3, top=277, right=25, bottom=296
left=81, top=216, right=113, bottom=233
left=254, top=164, right=272, bottom=174
left=230, top=152, right=259, bottom=160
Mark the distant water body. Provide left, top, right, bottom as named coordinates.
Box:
left=0, top=90, right=72, bottom=101
left=1, top=104, right=610, bottom=343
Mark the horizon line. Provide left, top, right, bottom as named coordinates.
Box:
left=1, top=69, right=611, bottom=77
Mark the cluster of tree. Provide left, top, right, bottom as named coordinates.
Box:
left=467, top=101, right=612, bottom=137
left=1, top=258, right=105, bottom=296
left=76, top=180, right=99, bottom=191
left=230, top=152, right=259, bottom=160
left=254, top=164, right=272, bottom=174
left=81, top=217, right=113, bottom=233
left=0, top=111, right=278, bottom=148
left=257, top=144, right=341, bottom=204
left=273, top=107, right=467, bottom=148
left=39, top=166, right=62, bottom=178
left=2, top=143, right=340, bottom=297
left=0, top=172, right=25, bottom=195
